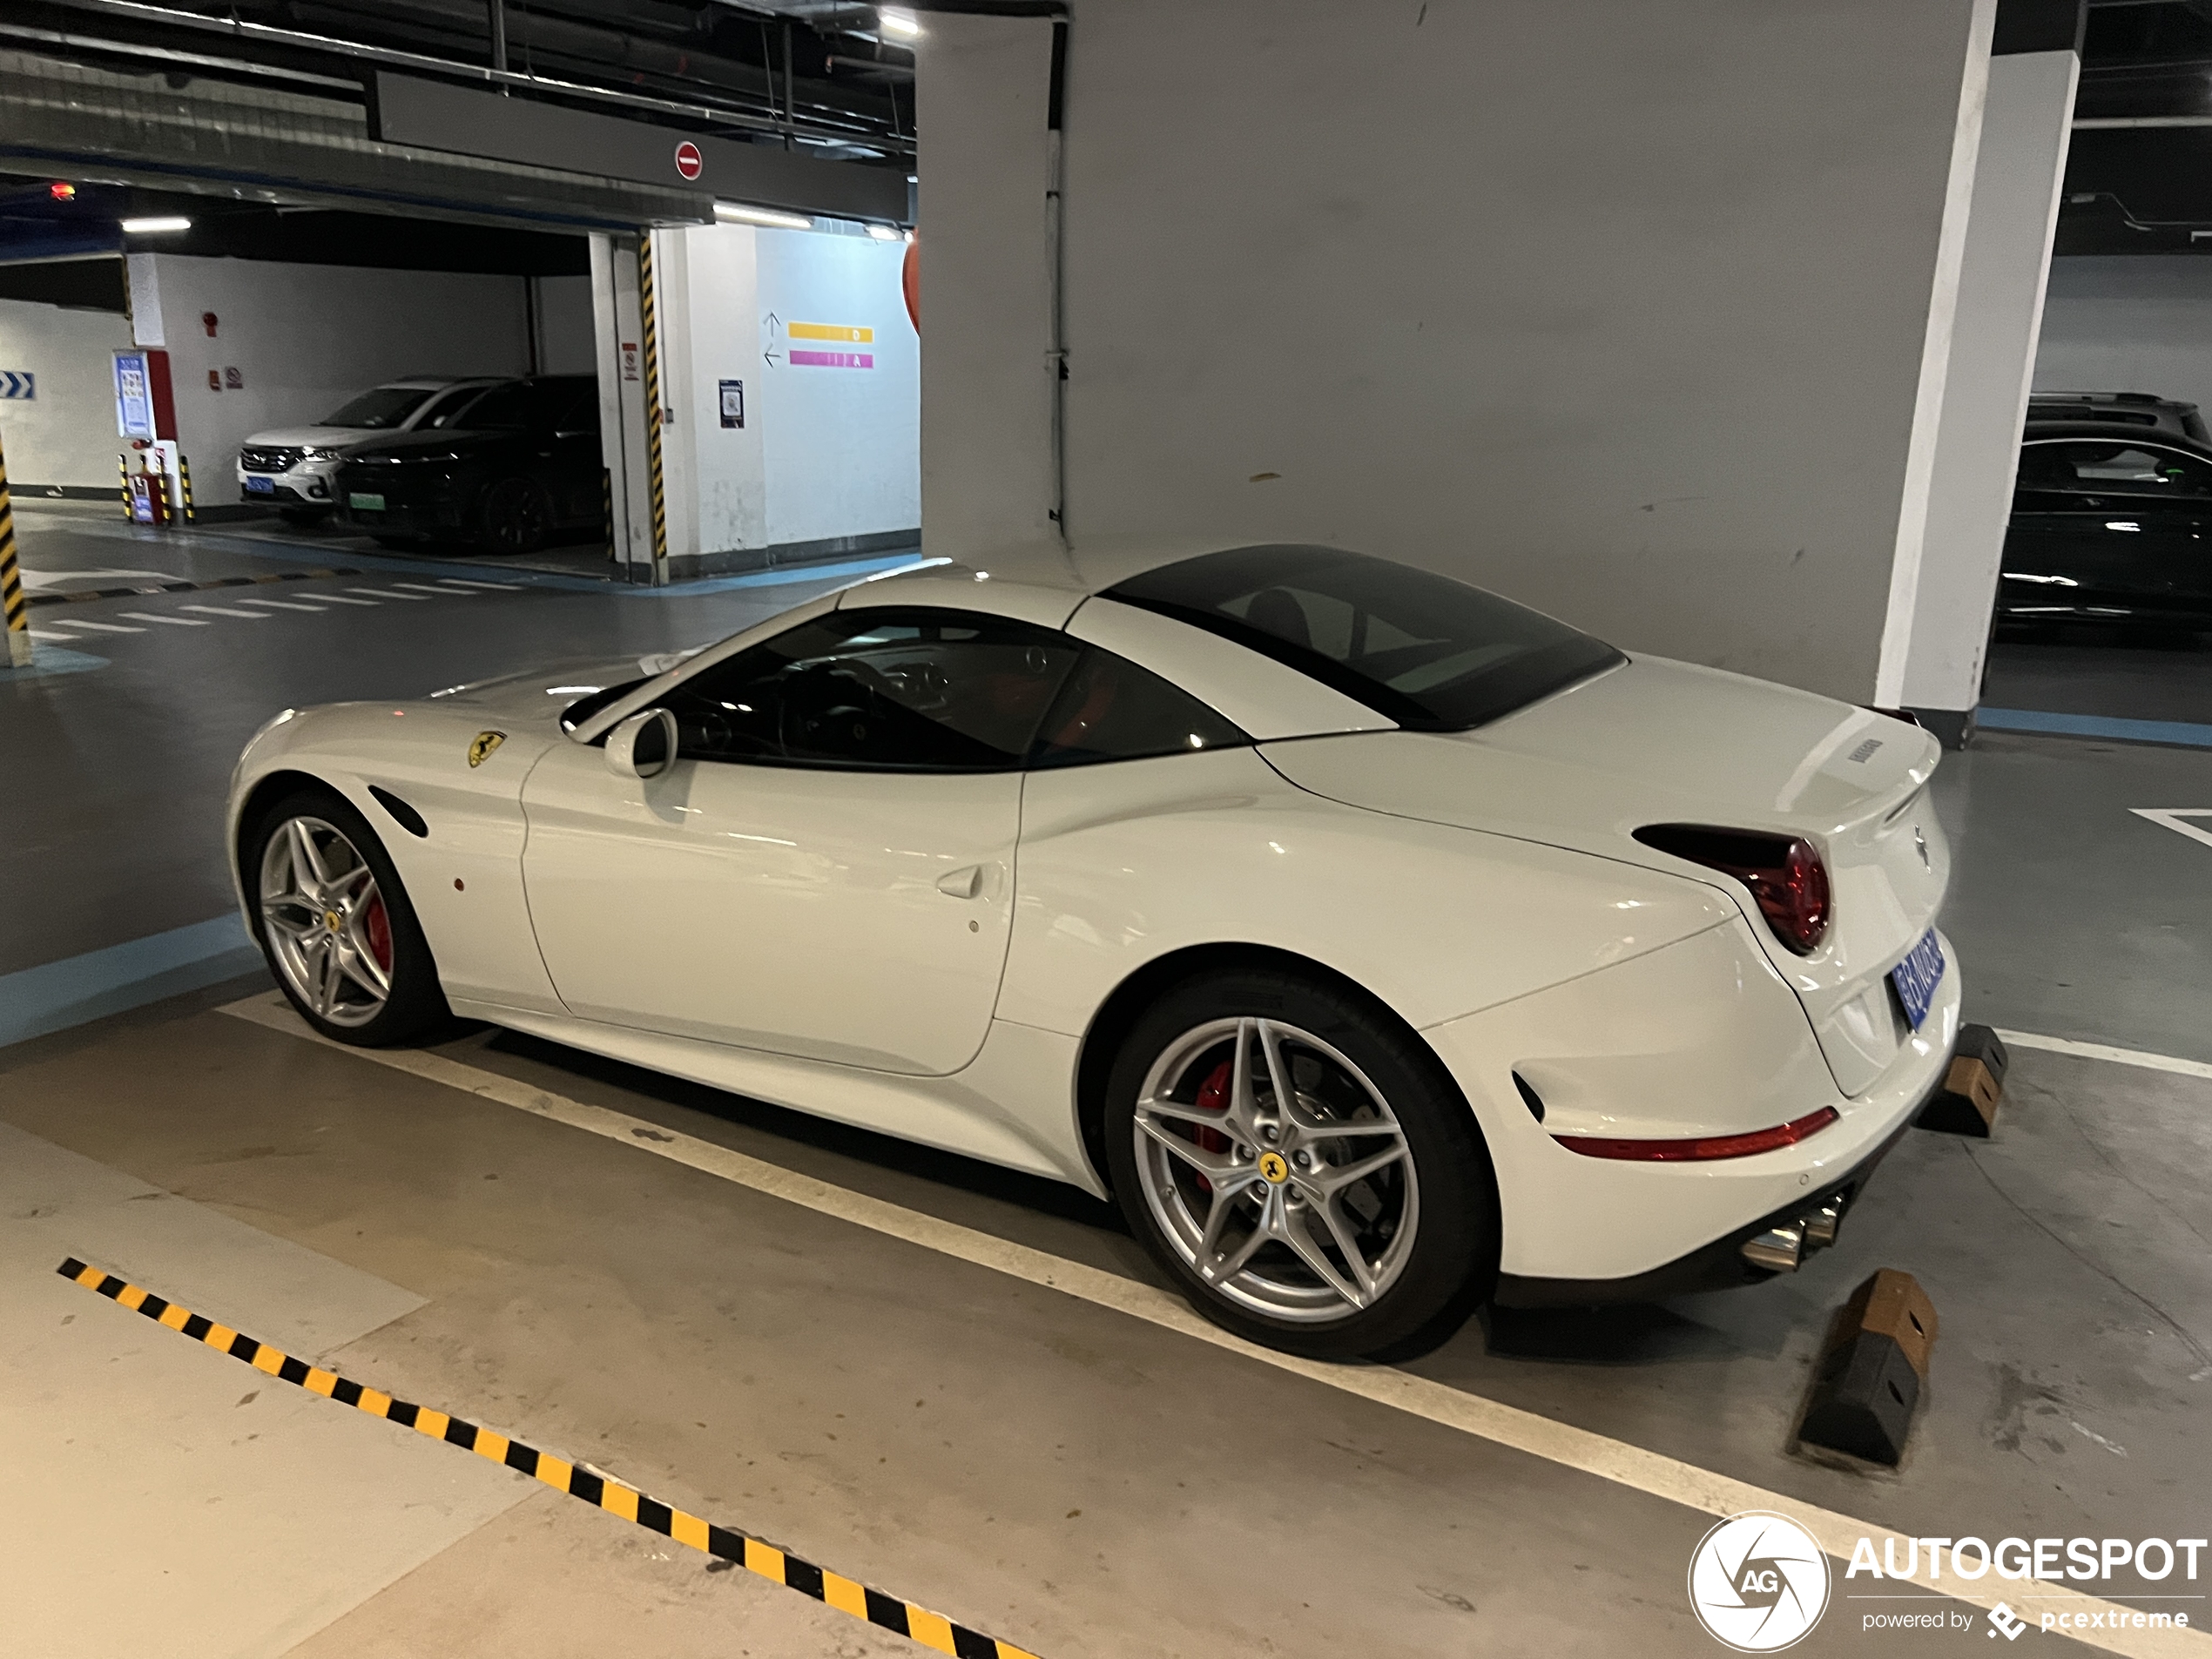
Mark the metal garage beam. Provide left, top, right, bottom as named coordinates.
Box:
left=0, top=47, right=716, bottom=233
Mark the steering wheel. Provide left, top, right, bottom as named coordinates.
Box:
left=777, top=659, right=897, bottom=759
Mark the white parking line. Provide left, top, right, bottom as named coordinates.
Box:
left=217, top=990, right=2196, bottom=1659
left=117, top=611, right=209, bottom=627
left=235, top=597, right=327, bottom=613
left=179, top=605, right=269, bottom=620
left=389, top=583, right=467, bottom=597
left=352, top=587, right=428, bottom=602
left=430, top=578, right=523, bottom=591
left=29, top=628, right=81, bottom=644
left=1995, top=1029, right=2212, bottom=1083
left=317, top=595, right=381, bottom=606
left=47, top=618, right=145, bottom=633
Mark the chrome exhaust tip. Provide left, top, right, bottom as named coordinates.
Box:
left=1804, top=1201, right=1844, bottom=1250
left=1742, top=1226, right=1804, bottom=1273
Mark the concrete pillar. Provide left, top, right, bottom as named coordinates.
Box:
left=917, top=0, right=2006, bottom=703
left=589, top=233, right=654, bottom=578
left=914, top=14, right=1059, bottom=560
left=1885, top=1, right=2085, bottom=745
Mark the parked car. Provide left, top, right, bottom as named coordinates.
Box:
left=2023, top=391, right=2208, bottom=443
left=330, top=376, right=603, bottom=555
left=226, top=543, right=1955, bottom=1359
left=1999, top=422, right=2212, bottom=631
left=237, top=378, right=499, bottom=523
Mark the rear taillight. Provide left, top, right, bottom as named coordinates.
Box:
left=1634, top=823, right=1831, bottom=954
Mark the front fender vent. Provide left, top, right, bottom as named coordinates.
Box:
left=367, top=786, right=428, bottom=840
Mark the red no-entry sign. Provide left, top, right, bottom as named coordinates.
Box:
left=673, top=140, right=703, bottom=182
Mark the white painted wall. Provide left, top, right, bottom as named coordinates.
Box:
left=657, top=221, right=917, bottom=573
left=1899, top=50, right=2078, bottom=728
left=756, top=227, right=919, bottom=551
left=127, top=254, right=531, bottom=497
left=2034, top=256, right=2212, bottom=415
left=0, top=296, right=133, bottom=489
left=920, top=0, right=1997, bottom=703
left=672, top=223, right=765, bottom=560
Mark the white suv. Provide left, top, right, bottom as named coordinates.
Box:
left=237, top=378, right=500, bottom=523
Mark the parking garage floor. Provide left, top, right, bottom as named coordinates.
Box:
left=4, top=509, right=2209, bottom=1656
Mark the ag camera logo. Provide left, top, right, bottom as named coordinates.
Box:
left=1689, top=1511, right=1832, bottom=1651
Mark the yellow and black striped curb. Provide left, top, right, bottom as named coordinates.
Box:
left=24, top=568, right=368, bottom=609
left=58, top=1257, right=1042, bottom=1659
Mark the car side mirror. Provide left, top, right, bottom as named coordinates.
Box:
left=605, top=707, right=678, bottom=779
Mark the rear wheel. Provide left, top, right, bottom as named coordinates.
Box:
left=246, top=789, right=449, bottom=1046
left=1104, top=968, right=1498, bottom=1359
left=482, top=476, right=553, bottom=555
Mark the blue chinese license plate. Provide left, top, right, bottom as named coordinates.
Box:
left=244, top=475, right=274, bottom=493
left=1890, top=927, right=1946, bottom=1031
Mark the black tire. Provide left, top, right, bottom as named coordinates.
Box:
left=1103, top=966, right=1498, bottom=1360
left=482, top=476, right=553, bottom=555
left=244, top=786, right=451, bottom=1048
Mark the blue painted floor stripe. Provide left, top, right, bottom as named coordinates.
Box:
left=0, top=915, right=264, bottom=1048
left=1978, top=707, right=2212, bottom=750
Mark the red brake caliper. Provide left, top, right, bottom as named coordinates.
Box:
left=1191, top=1059, right=1233, bottom=1194
left=363, top=894, right=394, bottom=974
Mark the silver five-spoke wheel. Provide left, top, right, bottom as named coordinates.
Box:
left=1133, top=1015, right=1420, bottom=1324
left=259, top=815, right=394, bottom=1028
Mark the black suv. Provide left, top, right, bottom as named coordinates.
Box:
left=332, top=376, right=603, bottom=555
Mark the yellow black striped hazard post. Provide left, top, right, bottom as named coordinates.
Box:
left=118, top=451, right=132, bottom=520
left=2, top=432, right=28, bottom=667
left=639, top=231, right=669, bottom=583
left=58, top=1258, right=1041, bottom=1659
left=177, top=452, right=195, bottom=523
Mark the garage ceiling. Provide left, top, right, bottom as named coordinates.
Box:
left=2067, top=0, right=2212, bottom=250
left=0, top=0, right=914, bottom=238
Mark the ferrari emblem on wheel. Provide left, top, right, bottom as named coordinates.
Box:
left=1258, top=1150, right=1290, bottom=1184
left=467, top=731, right=506, bottom=768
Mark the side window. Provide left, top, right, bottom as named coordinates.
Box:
left=2022, top=442, right=2212, bottom=497
left=556, top=386, right=599, bottom=435
left=658, top=608, right=1081, bottom=771
left=1027, top=646, right=1249, bottom=769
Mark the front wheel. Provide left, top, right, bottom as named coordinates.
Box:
left=1104, top=968, right=1498, bottom=1360
left=482, top=476, right=553, bottom=555
left=246, top=789, right=450, bottom=1046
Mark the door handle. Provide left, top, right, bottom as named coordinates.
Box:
left=935, top=864, right=984, bottom=900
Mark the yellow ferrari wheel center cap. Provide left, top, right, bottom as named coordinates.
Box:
left=1258, top=1150, right=1290, bottom=1185
left=323, top=910, right=342, bottom=933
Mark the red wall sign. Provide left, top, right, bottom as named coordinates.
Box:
left=673, top=140, right=704, bottom=182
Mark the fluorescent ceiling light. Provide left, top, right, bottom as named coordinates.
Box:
left=866, top=224, right=901, bottom=241
left=121, top=215, right=192, bottom=234
left=713, top=201, right=813, bottom=230
left=879, top=9, right=921, bottom=39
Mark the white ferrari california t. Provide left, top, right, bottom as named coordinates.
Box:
left=226, top=543, right=1959, bottom=1359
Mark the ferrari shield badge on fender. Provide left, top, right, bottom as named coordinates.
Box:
left=468, top=731, right=507, bottom=768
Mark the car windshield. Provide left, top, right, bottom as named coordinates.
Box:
left=1106, top=544, right=1624, bottom=731
left=319, top=387, right=440, bottom=429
